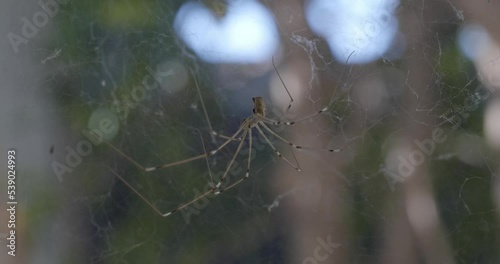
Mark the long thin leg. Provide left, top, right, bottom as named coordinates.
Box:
left=254, top=125, right=302, bottom=172
left=272, top=57, right=293, bottom=114
left=190, top=68, right=239, bottom=142
left=259, top=106, right=329, bottom=126
left=108, top=167, right=217, bottom=217
left=108, top=129, right=252, bottom=217
left=95, top=70, right=245, bottom=171
left=216, top=129, right=253, bottom=194
left=259, top=122, right=344, bottom=152
left=108, top=130, right=255, bottom=217
left=96, top=126, right=244, bottom=172
left=198, top=130, right=216, bottom=187
left=109, top=168, right=167, bottom=216
left=271, top=57, right=328, bottom=126
left=214, top=129, right=249, bottom=190
left=107, top=131, right=216, bottom=217
left=267, top=51, right=356, bottom=126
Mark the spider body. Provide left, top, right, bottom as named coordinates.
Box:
left=252, top=96, right=267, bottom=117
left=240, top=97, right=267, bottom=130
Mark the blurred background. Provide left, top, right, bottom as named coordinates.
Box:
left=1, top=0, right=500, bottom=263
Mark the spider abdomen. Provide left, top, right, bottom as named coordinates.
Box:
left=252, top=96, right=267, bottom=117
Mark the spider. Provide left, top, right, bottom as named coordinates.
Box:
left=106, top=59, right=348, bottom=217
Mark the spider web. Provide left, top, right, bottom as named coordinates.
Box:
left=4, top=0, right=500, bottom=263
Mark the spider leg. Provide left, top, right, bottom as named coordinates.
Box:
left=254, top=125, right=302, bottom=172
left=190, top=68, right=240, bottom=143
left=108, top=129, right=255, bottom=217
left=109, top=167, right=220, bottom=217
left=215, top=128, right=253, bottom=194
left=259, top=106, right=329, bottom=126
left=259, top=122, right=344, bottom=152
left=106, top=132, right=218, bottom=217
left=214, top=129, right=249, bottom=190
left=96, top=126, right=244, bottom=173
left=272, top=57, right=294, bottom=115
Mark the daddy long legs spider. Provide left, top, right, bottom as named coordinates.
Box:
left=105, top=58, right=352, bottom=217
